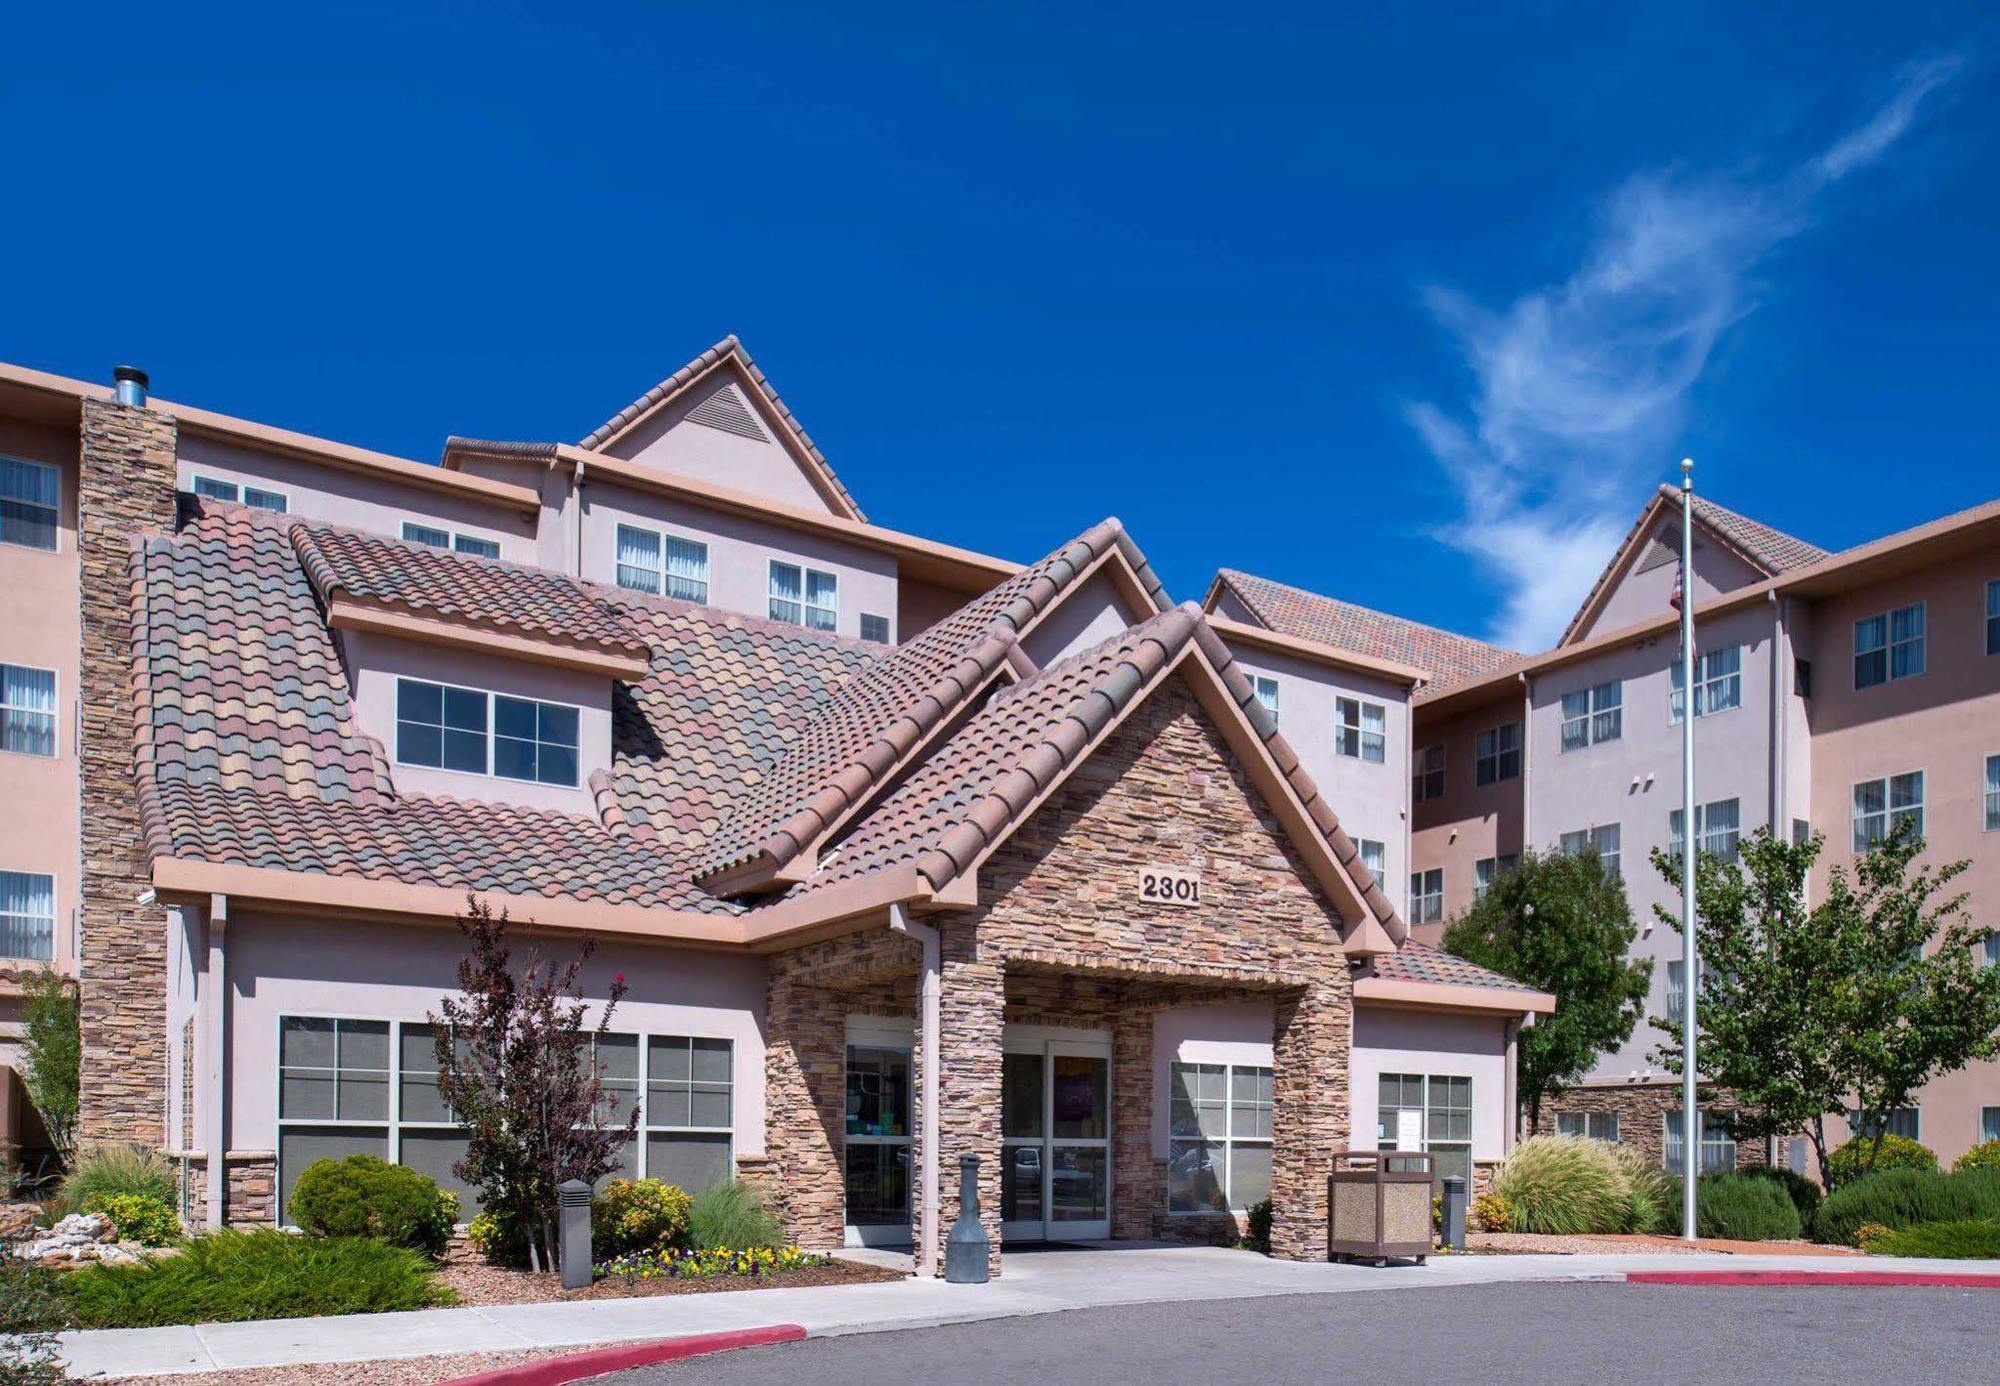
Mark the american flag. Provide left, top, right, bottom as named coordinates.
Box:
left=1669, top=562, right=1682, bottom=611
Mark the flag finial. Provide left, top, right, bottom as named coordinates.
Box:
left=1680, top=457, right=1695, bottom=489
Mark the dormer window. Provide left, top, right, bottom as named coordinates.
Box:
left=616, top=524, right=709, bottom=603
left=193, top=475, right=288, bottom=512
left=395, top=678, right=579, bottom=787
left=770, top=561, right=837, bottom=632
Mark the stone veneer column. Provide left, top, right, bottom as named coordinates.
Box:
left=762, top=976, right=846, bottom=1249
left=76, top=396, right=178, bottom=1147
left=1269, top=981, right=1347, bottom=1261
left=938, top=921, right=1003, bottom=1274
left=1110, top=1006, right=1158, bottom=1240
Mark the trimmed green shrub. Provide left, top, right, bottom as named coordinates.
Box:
left=99, top=1193, right=182, bottom=1247
left=1492, top=1135, right=1631, bottom=1235
left=64, top=1229, right=456, bottom=1328
left=1860, top=1219, right=2000, bottom=1259
left=62, top=1144, right=176, bottom=1216
left=466, top=1209, right=523, bottom=1263
left=1739, top=1167, right=1822, bottom=1229
left=287, top=1156, right=457, bottom=1258
left=1952, top=1140, right=2000, bottom=1174
left=1, top=1244, right=71, bottom=1386
left=687, top=1180, right=784, bottom=1251
left=1826, top=1133, right=1936, bottom=1189
left=593, top=1179, right=692, bottom=1256
left=1245, top=1198, right=1273, bottom=1254
left=1814, top=1167, right=2000, bottom=1246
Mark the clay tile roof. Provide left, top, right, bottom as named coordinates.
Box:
left=1685, top=490, right=1829, bottom=575
left=1371, top=938, right=1538, bottom=993
left=1213, top=569, right=1517, bottom=691
left=576, top=335, right=868, bottom=523
left=693, top=518, right=1167, bottom=882
left=289, top=521, right=646, bottom=659
left=806, top=606, right=1204, bottom=893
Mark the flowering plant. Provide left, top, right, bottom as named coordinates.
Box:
left=594, top=1244, right=824, bottom=1281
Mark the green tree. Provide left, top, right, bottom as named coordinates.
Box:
left=428, top=896, right=637, bottom=1273
left=1443, top=848, right=1652, bottom=1134
left=1649, top=824, right=2000, bottom=1189
left=18, top=968, right=79, bottom=1167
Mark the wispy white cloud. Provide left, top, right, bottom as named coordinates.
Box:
left=1408, top=58, right=1958, bottom=650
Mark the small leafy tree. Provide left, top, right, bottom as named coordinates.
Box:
left=18, top=968, right=79, bottom=1167
left=1443, top=848, right=1652, bottom=1134
left=429, top=896, right=636, bottom=1272
left=1649, top=824, right=2000, bottom=1189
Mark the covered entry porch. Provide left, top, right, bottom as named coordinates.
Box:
left=764, top=927, right=1346, bottom=1277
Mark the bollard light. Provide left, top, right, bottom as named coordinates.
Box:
left=558, top=1179, right=594, bottom=1289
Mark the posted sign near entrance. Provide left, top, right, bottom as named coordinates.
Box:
left=1137, top=867, right=1201, bottom=905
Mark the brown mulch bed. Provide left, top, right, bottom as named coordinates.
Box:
left=439, top=1252, right=906, bottom=1306
left=1468, top=1231, right=1860, bottom=1257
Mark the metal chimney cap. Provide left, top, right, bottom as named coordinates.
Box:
left=113, top=365, right=150, bottom=388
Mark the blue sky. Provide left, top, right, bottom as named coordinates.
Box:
left=5, top=3, right=1994, bottom=648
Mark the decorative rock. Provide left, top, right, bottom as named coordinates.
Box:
left=17, top=1212, right=122, bottom=1266
left=0, top=1201, right=41, bottom=1242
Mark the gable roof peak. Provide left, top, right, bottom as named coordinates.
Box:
left=577, top=335, right=866, bottom=522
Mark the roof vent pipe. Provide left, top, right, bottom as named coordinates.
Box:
left=113, top=365, right=149, bottom=408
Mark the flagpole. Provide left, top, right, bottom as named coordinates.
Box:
left=1679, top=457, right=1699, bottom=1241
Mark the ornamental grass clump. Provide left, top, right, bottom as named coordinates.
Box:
left=1611, top=1145, right=1673, bottom=1234
left=64, top=1229, right=456, bottom=1329
left=1491, top=1135, right=1630, bottom=1235
left=60, top=1145, right=176, bottom=1220
left=687, top=1180, right=784, bottom=1251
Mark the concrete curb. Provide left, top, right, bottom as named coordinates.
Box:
left=1628, top=1270, right=2000, bottom=1289
left=436, top=1325, right=808, bottom=1385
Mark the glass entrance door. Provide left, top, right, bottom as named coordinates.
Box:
left=844, top=1041, right=912, bottom=1246
left=1001, top=1036, right=1111, bottom=1241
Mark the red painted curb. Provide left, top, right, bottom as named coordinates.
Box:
left=1627, top=1270, right=2000, bottom=1289
left=438, top=1324, right=809, bottom=1386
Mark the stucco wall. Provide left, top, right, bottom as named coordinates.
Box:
left=603, top=370, right=839, bottom=515
left=0, top=416, right=80, bottom=967
left=1581, top=522, right=1765, bottom=641
left=1410, top=689, right=1528, bottom=938
left=1350, top=1006, right=1510, bottom=1163
left=341, top=630, right=613, bottom=815
left=1019, top=568, right=1147, bottom=669
left=176, top=435, right=533, bottom=560
left=1804, top=548, right=2000, bottom=1166
left=1529, top=602, right=1777, bottom=1080
left=222, top=912, right=771, bottom=1157
left=579, top=477, right=897, bottom=642
left=1222, top=641, right=1412, bottom=918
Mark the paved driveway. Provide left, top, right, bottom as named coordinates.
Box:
left=612, top=1280, right=2000, bottom=1385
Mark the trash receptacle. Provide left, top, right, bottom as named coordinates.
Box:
left=1327, top=1150, right=1432, bottom=1265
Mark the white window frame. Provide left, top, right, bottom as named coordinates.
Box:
left=1555, top=1111, right=1620, bottom=1143
left=859, top=613, right=891, bottom=645
left=1671, top=798, right=1741, bottom=865
left=1377, top=1072, right=1473, bottom=1182
left=1167, top=1060, right=1274, bottom=1215
left=191, top=474, right=289, bottom=512
left=402, top=520, right=501, bottom=560
left=1984, top=1106, right=2000, bottom=1144
left=1474, top=721, right=1520, bottom=786
left=1252, top=676, right=1279, bottom=723
left=1663, top=1108, right=1736, bottom=1174
left=1987, top=580, right=1999, bottom=658
left=1851, top=771, right=1924, bottom=853
left=0, top=661, right=59, bottom=758
left=1984, top=753, right=1999, bottom=833
left=1357, top=838, right=1386, bottom=882
left=769, top=560, right=837, bottom=631
left=392, top=676, right=583, bottom=788
left=1560, top=681, right=1622, bottom=752
left=614, top=523, right=709, bottom=602
left=1854, top=602, right=1925, bottom=689
left=1846, top=1107, right=1921, bottom=1143
left=0, top=867, right=57, bottom=962
left=1671, top=644, right=1742, bottom=723
left=0, top=455, right=61, bottom=552
left=274, top=1011, right=734, bottom=1226
left=1558, top=823, right=1622, bottom=878
left=1334, top=697, right=1386, bottom=763
left=1410, top=868, right=1444, bottom=923
left=1412, top=743, right=1445, bottom=803
left=1473, top=853, right=1519, bottom=901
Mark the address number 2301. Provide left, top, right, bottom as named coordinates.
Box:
left=1138, top=868, right=1202, bottom=905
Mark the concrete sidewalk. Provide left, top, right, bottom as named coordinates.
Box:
left=58, top=1242, right=2000, bottom=1380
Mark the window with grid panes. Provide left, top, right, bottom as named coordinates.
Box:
left=1560, top=681, right=1621, bottom=751
left=1556, top=1111, right=1619, bottom=1142
left=0, top=456, right=59, bottom=550
left=646, top=1035, right=734, bottom=1192
left=1335, top=697, right=1386, bottom=762
left=1852, top=773, right=1923, bottom=852
left=1168, top=1062, right=1273, bottom=1213
left=1854, top=604, right=1925, bottom=688
left=1409, top=868, right=1444, bottom=923
left=1475, top=722, right=1520, bottom=785
left=1412, top=744, right=1444, bottom=802
left=1670, top=799, right=1741, bottom=865
left=1671, top=644, right=1742, bottom=722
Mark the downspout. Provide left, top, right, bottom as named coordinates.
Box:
left=203, top=892, right=229, bottom=1230
left=573, top=457, right=586, bottom=580
left=1503, top=1017, right=1520, bottom=1152
left=1767, top=591, right=1783, bottom=842
left=890, top=904, right=941, bottom=1277
left=1518, top=673, right=1534, bottom=851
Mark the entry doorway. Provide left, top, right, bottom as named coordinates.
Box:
left=1001, top=1028, right=1112, bottom=1242
left=844, top=1019, right=914, bottom=1247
